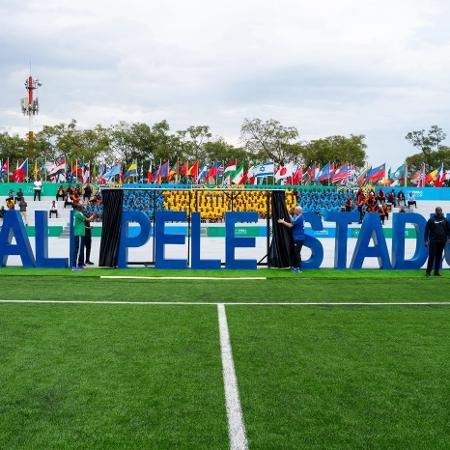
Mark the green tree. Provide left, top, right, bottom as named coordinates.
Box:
left=0, top=132, right=28, bottom=162
left=405, top=125, right=446, bottom=167
left=406, top=146, right=450, bottom=174
left=204, top=139, right=250, bottom=165
left=240, top=118, right=301, bottom=163
left=35, top=119, right=81, bottom=162
left=111, top=120, right=184, bottom=167
left=300, top=135, right=367, bottom=167
left=177, top=125, right=212, bottom=161
left=77, top=125, right=112, bottom=163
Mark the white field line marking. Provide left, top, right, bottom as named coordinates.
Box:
left=100, top=276, right=266, bottom=281
left=218, top=303, right=248, bottom=450
left=1, top=300, right=450, bottom=306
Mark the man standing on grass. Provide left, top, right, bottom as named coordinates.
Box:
left=425, top=207, right=450, bottom=277
left=278, top=205, right=304, bottom=273
left=72, top=203, right=94, bottom=271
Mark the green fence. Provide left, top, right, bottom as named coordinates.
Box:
left=0, top=183, right=70, bottom=197
left=0, top=182, right=338, bottom=198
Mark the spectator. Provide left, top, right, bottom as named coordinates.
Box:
left=33, top=177, right=42, bottom=201
left=357, top=193, right=365, bottom=224
left=6, top=194, right=15, bottom=210
left=345, top=197, right=354, bottom=212
left=15, top=188, right=24, bottom=202
left=56, top=185, right=65, bottom=201
left=83, top=183, right=93, bottom=201
left=49, top=201, right=58, bottom=218
left=425, top=207, right=450, bottom=277
left=67, top=185, right=74, bottom=199
left=18, top=197, right=28, bottom=225
left=407, top=192, right=417, bottom=209
left=376, top=189, right=386, bottom=204
left=397, top=191, right=406, bottom=208
left=379, top=203, right=389, bottom=225
left=387, top=189, right=396, bottom=206
left=366, top=193, right=377, bottom=212
left=72, top=189, right=81, bottom=204
left=64, top=194, right=73, bottom=209
left=277, top=205, right=304, bottom=273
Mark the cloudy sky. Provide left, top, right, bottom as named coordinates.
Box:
left=1, top=0, right=450, bottom=165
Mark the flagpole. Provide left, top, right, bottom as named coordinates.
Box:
left=404, top=161, right=407, bottom=188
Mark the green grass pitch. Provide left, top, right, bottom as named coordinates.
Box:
left=0, top=268, right=449, bottom=449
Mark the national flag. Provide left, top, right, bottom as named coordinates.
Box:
left=317, top=162, right=333, bottom=182
left=102, top=163, right=121, bottom=181
left=33, top=160, right=39, bottom=180
left=47, top=160, right=66, bottom=182
left=12, top=159, right=28, bottom=182
left=231, top=165, right=245, bottom=184
left=196, top=164, right=208, bottom=183
left=391, top=164, right=405, bottom=181
left=124, top=162, right=137, bottom=179
left=366, top=164, right=386, bottom=182
left=313, top=163, right=321, bottom=182
left=146, top=164, right=153, bottom=183
left=223, top=160, right=237, bottom=177
left=425, top=168, right=438, bottom=184
left=410, top=170, right=420, bottom=184
left=274, top=162, right=295, bottom=182
left=187, top=161, right=199, bottom=178
left=159, top=161, right=170, bottom=179
left=306, top=165, right=314, bottom=182
left=72, top=160, right=81, bottom=180
left=180, top=161, right=189, bottom=176
left=1, top=159, right=10, bottom=178
left=206, top=162, right=219, bottom=184
left=434, top=164, right=446, bottom=187
left=291, top=165, right=303, bottom=185
left=83, top=163, right=90, bottom=183
left=332, top=163, right=353, bottom=183
left=417, top=165, right=426, bottom=188
left=253, top=161, right=275, bottom=177
left=167, top=162, right=177, bottom=181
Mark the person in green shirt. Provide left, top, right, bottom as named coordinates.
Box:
left=72, top=203, right=94, bottom=270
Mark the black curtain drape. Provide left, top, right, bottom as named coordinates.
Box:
left=99, top=189, right=124, bottom=267
left=268, top=191, right=295, bottom=268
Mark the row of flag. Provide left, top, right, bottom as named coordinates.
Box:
left=0, top=159, right=91, bottom=183
left=0, top=158, right=448, bottom=187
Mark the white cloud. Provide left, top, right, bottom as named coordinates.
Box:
left=1, top=0, right=450, bottom=165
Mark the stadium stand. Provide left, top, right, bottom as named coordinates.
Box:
left=296, top=189, right=357, bottom=215
left=162, top=189, right=297, bottom=221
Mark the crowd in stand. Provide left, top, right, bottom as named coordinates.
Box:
left=295, top=189, right=357, bottom=216
left=1, top=183, right=104, bottom=222
left=123, top=190, right=164, bottom=219
left=355, top=188, right=417, bottom=225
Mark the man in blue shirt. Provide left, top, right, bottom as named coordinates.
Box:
left=278, top=206, right=305, bottom=273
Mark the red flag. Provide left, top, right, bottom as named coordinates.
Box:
left=180, top=161, right=188, bottom=176
left=188, top=161, right=199, bottom=178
